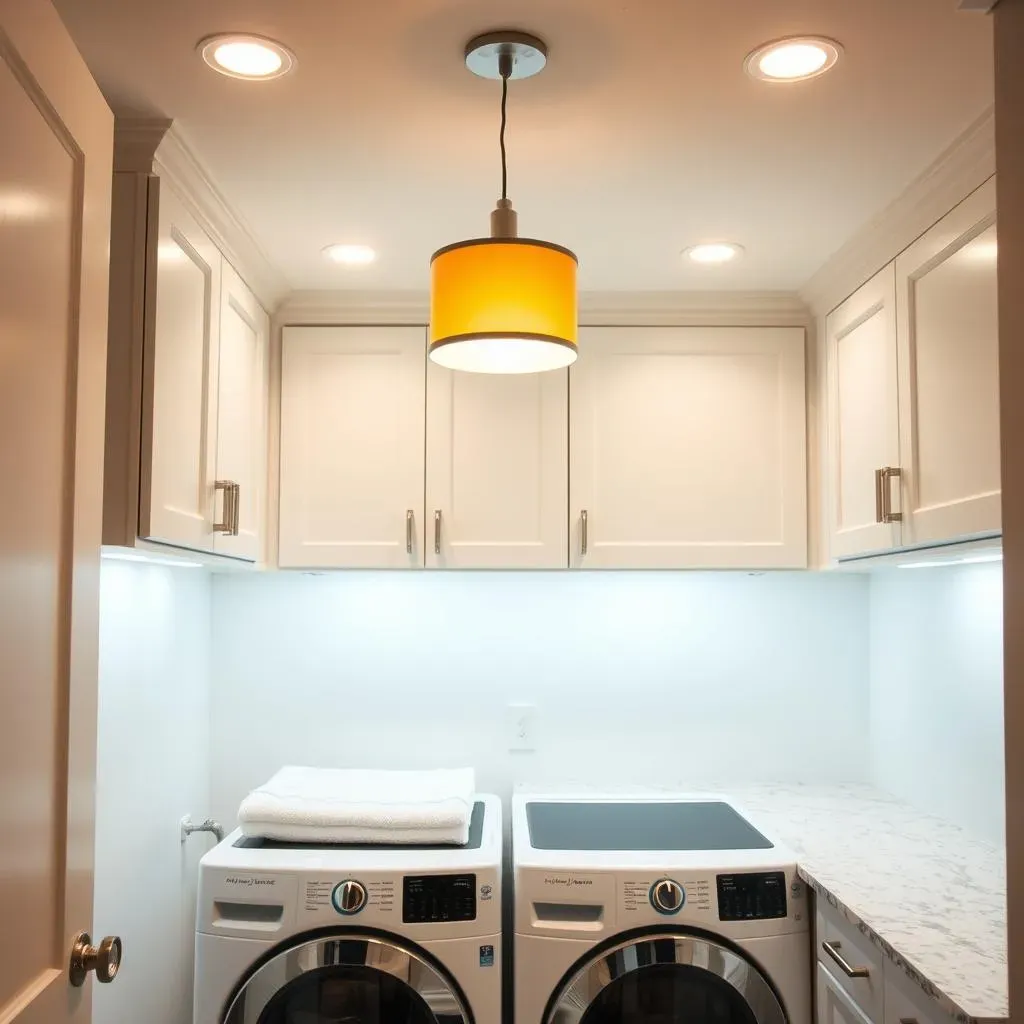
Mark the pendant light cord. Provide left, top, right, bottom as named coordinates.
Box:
left=499, top=70, right=509, bottom=201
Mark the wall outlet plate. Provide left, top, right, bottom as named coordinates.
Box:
left=506, top=703, right=536, bottom=752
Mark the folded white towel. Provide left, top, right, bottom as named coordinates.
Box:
left=237, top=766, right=477, bottom=845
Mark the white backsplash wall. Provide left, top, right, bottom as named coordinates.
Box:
left=869, top=561, right=1005, bottom=844
left=94, top=561, right=212, bottom=1024
left=209, top=571, right=871, bottom=825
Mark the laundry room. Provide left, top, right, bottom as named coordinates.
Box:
left=2, top=2, right=1020, bottom=1024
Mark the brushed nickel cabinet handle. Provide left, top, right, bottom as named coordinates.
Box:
left=214, top=480, right=238, bottom=535
left=821, top=940, right=870, bottom=979
left=231, top=482, right=241, bottom=536
left=874, top=468, right=884, bottom=524
left=434, top=509, right=442, bottom=555
left=881, top=466, right=903, bottom=523
left=580, top=509, right=589, bottom=556
left=406, top=509, right=414, bottom=554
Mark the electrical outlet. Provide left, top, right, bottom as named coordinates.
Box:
left=506, top=703, right=536, bottom=752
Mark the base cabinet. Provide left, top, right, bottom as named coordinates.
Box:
left=814, top=895, right=961, bottom=1024
left=569, top=326, right=807, bottom=569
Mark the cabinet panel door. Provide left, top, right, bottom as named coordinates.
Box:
left=570, top=327, right=807, bottom=569
left=895, top=178, right=1000, bottom=546
left=139, top=179, right=221, bottom=551
left=826, top=265, right=901, bottom=558
left=213, top=263, right=268, bottom=561
left=279, top=326, right=426, bottom=568
left=425, top=364, right=568, bottom=568
left=817, top=964, right=878, bottom=1024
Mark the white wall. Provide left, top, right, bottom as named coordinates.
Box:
left=869, top=561, right=1005, bottom=843
left=209, top=571, right=871, bottom=826
left=93, top=561, right=212, bottom=1024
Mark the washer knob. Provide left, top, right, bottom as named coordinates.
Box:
left=650, top=879, right=685, bottom=915
left=332, top=879, right=368, bottom=915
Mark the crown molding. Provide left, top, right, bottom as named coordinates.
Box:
left=275, top=289, right=810, bottom=329
left=113, top=117, right=172, bottom=172
left=800, top=106, right=995, bottom=317
left=148, top=122, right=289, bottom=312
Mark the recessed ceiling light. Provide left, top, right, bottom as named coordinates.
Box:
left=323, top=243, right=377, bottom=266
left=198, top=34, right=295, bottom=80
left=744, top=36, right=842, bottom=82
left=683, top=242, right=744, bottom=265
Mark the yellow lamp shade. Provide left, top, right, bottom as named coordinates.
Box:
left=429, top=238, right=578, bottom=373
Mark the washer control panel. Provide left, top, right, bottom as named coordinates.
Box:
left=717, top=871, right=788, bottom=921
left=331, top=879, right=368, bottom=916
left=403, top=873, right=476, bottom=924
left=649, top=878, right=685, bottom=915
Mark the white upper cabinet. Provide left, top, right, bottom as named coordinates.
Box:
left=105, top=156, right=271, bottom=562
left=895, top=178, right=1000, bottom=547
left=826, top=265, right=902, bottom=558
left=213, top=263, right=269, bottom=561
left=570, top=327, right=807, bottom=569
left=139, top=181, right=222, bottom=551
left=279, top=326, right=426, bottom=569
left=425, top=364, right=568, bottom=568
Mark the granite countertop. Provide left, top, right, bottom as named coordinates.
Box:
left=729, top=784, right=1008, bottom=1024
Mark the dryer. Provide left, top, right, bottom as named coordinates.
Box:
left=195, top=793, right=502, bottom=1024
left=513, top=794, right=810, bottom=1024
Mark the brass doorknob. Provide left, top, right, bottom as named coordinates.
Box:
left=69, top=932, right=122, bottom=986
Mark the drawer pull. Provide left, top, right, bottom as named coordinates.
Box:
left=822, top=940, right=870, bottom=979
left=899, top=1019, right=918, bottom=1024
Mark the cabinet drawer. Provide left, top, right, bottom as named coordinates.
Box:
left=818, top=963, right=877, bottom=1024
left=884, top=964, right=955, bottom=1024
left=816, top=901, right=885, bottom=1023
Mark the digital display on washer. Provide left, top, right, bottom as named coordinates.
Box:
left=717, top=871, right=788, bottom=921
left=403, top=873, right=476, bottom=924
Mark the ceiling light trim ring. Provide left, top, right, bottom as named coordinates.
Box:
left=431, top=237, right=578, bottom=263
left=197, top=33, right=296, bottom=80
left=743, top=35, right=842, bottom=83
left=429, top=331, right=577, bottom=350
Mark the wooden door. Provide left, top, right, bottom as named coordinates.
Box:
left=895, top=178, right=1000, bottom=547
left=213, top=263, right=268, bottom=561
left=279, top=326, right=426, bottom=569
left=425, top=364, right=568, bottom=568
left=0, top=1, right=114, bottom=1021
left=569, top=326, right=807, bottom=569
left=825, top=265, right=902, bottom=559
left=138, top=178, right=222, bottom=552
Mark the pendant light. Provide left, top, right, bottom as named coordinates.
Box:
left=429, top=32, right=578, bottom=374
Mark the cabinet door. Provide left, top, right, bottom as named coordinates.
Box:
left=570, top=327, right=807, bottom=569
left=213, top=263, right=268, bottom=561
left=826, top=265, right=902, bottom=558
left=895, top=178, right=1000, bottom=546
left=139, top=179, right=221, bottom=551
left=818, top=964, right=878, bottom=1024
left=279, top=326, right=426, bottom=568
left=425, top=365, right=568, bottom=568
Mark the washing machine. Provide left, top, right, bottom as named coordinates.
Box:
left=513, top=794, right=810, bottom=1024
left=194, top=794, right=502, bottom=1024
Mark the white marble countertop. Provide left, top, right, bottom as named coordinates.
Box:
left=728, top=784, right=1008, bottom=1024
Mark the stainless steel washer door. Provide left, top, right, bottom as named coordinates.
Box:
left=545, top=933, right=788, bottom=1024
left=224, top=932, right=472, bottom=1024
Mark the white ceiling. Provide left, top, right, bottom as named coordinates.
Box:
left=53, top=0, right=994, bottom=294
